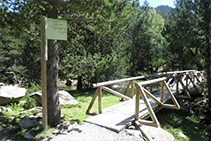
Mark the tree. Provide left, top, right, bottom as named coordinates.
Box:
left=0, top=0, right=139, bottom=127
left=128, top=4, right=167, bottom=75
left=163, top=0, right=211, bottom=120
left=162, top=0, right=203, bottom=71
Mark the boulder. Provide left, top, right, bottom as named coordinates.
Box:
left=0, top=82, right=4, bottom=86
left=29, top=91, right=42, bottom=106
left=19, top=117, right=41, bottom=129
left=0, top=85, right=26, bottom=105
left=58, top=90, right=78, bottom=106
left=29, top=90, right=78, bottom=106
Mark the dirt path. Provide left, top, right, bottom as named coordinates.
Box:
left=42, top=122, right=145, bottom=141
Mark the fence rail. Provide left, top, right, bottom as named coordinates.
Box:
left=86, top=70, right=205, bottom=116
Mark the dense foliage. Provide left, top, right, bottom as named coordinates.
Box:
left=0, top=0, right=211, bottom=127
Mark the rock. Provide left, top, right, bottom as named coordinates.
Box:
left=0, top=82, right=4, bottom=86
left=0, top=106, right=7, bottom=111
left=22, top=132, right=35, bottom=140
left=29, top=90, right=78, bottom=106
left=124, top=125, right=144, bottom=139
left=65, top=80, right=72, bottom=86
left=58, top=90, right=78, bottom=106
left=29, top=91, right=42, bottom=106
left=19, top=117, right=41, bottom=129
left=0, top=85, right=26, bottom=105
left=54, top=121, right=79, bottom=134
left=0, top=106, right=12, bottom=112
left=176, top=131, right=186, bottom=138
left=19, top=111, right=27, bottom=115
left=28, top=107, right=42, bottom=112
left=29, top=113, right=43, bottom=121
left=6, top=107, right=12, bottom=112
left=5, top=116, right=16, bottom=122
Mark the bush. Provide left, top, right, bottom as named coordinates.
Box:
left=21, top=96, right=36, bottom=110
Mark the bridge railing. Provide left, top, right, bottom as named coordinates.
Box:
left=86, top=70, right=205, bottom=115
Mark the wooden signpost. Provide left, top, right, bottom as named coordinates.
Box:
left=41, top=16, right=67, bottom=129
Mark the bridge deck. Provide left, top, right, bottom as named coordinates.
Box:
left=84, top=85, right=182, bottom=132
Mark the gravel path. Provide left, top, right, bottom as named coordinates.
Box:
left=42, top=122, right=145, bottom=141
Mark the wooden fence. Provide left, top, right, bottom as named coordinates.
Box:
left=86, top=70, right=205, bottom=116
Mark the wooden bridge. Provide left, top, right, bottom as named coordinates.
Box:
left=84, top=70, right=205, bottom=140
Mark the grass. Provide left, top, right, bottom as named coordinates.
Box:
left=2, top=87, right=210, bottom=141
left=61, top=88, right=120, bottom=123
left=0, top=88, right=121, bottom=140
left=156, top=108, right=211, bottom=141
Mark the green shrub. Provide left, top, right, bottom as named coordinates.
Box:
left=21, top=96, right=36, bottom=110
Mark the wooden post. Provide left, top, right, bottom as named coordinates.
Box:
left=98, top=86, right=102, bottom=113
left=139, top=84, right=159, bottom=124
left=176, top=80, right=179, bottom=95
left=160, top=81, right=164, bottom=102
left=130, top=80, right=134, bottom=98
left=86, top=87, right=100, bottom=114
left=41, top=16, right=47, bottom=129
left=135, top=84, right=140, bottom=120
left=163, top=81, right=180, bottom=109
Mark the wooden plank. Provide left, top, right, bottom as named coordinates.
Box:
left=102, top=86, right=131, bottom=100
left=86, top=87, right=100, bottom=114
left=137, top=77, right=166, bottom=86
left=160, top=81, right=164, bottom=102
left=135, top=121, right=174, bottom=141
left=143, top=88, right=163, bottom=105
left=187, top=74, right=200, bottom=92
left=41, top=16, right=47, bottom=129
left=92, top=70, right=197, bottom=88
left=124, top=80, right=132, bottom=97
left=138, top=119, right=159, bottom=128
left=138, top=85, right=160, bottom=126
left=135, top=85, right=140, bottom=120
left=178, top=77, right=191, bottom=98
left=92, top=76, right=146, bottom=88
left=85, top=74, right=194, bottom=132
left=98, top=86, right=102, bottom=113
left=163, top=81, right=180, bottom=109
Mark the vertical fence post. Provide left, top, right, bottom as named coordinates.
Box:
left=160, top=81, right=164, bottom=102
left=98, top=86, right=102, bottom=113
left=131, top=80, right=134, bottom=98
left=176, top=79, right=179, bottom=95
left=135, top=84, right=140, bottom=120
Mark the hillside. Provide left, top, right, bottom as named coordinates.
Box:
left=155, top=5, right=172, bottom=13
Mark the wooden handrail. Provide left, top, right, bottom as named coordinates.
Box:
left=92, top=70, right=198, bottom=88
left=87, top=70, right=203, bottom=116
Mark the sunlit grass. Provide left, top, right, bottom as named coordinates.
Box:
left=61, top=88, right=120, bottom=123
left=157, top=109, right=210, bottom=141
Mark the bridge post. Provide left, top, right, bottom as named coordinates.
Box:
left=160, top=81, right=164, bottom=102
left=98, top=86, right=102, bottom=113
left=135, top=84, right=140, bottom=120
left=130, top=80, right=134, bottom=98
left=176, top=79, right=179, bottom=95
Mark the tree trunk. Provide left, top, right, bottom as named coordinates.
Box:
left=46, top=0, right=61, bottom=127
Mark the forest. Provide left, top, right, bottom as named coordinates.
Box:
left=0, top=0, right=210, bottom=131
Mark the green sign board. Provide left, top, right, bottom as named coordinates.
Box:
left=46, top=18, right=67, bottom=40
